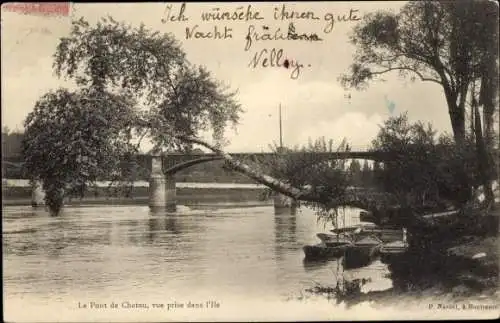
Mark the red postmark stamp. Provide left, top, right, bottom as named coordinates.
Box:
left=2, top=2, right=70, bottom=17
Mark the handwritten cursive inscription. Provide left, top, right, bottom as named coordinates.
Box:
left=160, top=3, right=363, bottom=79
left=201, top=5, right=264, bottom=22
left=186, top=25, right=233, bottom=40
left=323, top=9, right=361, bottom=33
left=161, top=3, right=189, bottom=23
left=248, top=48, right=308, bottom=80
left=273, top=4, right=321, bottom=21
left=244, top=23, right=322, bottom=51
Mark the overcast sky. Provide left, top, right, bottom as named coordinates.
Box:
left=1, top=2, right=454, bottom=152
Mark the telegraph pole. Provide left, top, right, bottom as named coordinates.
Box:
left=279, top=103, right=283, bottom=150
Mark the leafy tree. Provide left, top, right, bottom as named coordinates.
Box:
left=340, top=0, right=498, bottom=205
left=340, top=0, right=497, bottom=147
left=2, top=127, right=24, bottom=158
left=22, top=88, right=137, bottom=213
left=249, top=137, right=351, bottom=224
left=371, top=113, right=478, bottom=209
left=24, top=17, right=243, bottom=214
left=54, top=16, right=242, bottom=152
left=2, top=127, right=25, bottom=179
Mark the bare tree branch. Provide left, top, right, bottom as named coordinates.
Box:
left=369, top=67, right=443, bottom=85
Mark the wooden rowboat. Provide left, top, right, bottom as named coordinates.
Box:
left=316, top=233, right=353, bottom=246
left=330, top=222, right=379, bottom=234
left=303, top=241, right=353, bottom=260
left=331, top=223, right=404, bottom=244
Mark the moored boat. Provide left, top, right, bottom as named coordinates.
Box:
left=342, top=235, right=383, bottom=269
left=331, top=223, right=404, bottom=244
left=330, top=222, right=379, bottom=234
left=303, top=241, right=353, bottom=261
left=316, top=233, right=353, bottom=246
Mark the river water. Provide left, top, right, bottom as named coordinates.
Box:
left=3, top=203, right=494, bottom=321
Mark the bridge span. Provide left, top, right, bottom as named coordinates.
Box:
left=3, top=150, right=390, bottom=212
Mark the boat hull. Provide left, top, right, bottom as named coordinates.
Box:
left=303, top=243, right=351, bottom=260
left=343, top=244, right=381, bottom=269
left=334, top=227, right=403, bottom=244
left=316, top=233, right=353, bottom=246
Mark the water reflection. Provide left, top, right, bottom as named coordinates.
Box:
left=45, top=218, right=68, bottom=258
left=273, top=212, right=297, bottom=261
left=302, top=257, right=333, bottom=272
left=30, top=207, right=49, bottom=217
left=147, top=215, right=183, bottom=241
left=4, top=204, right=387, bottom=320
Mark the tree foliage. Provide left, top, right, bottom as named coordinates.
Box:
left=341, top=0, right=498, bottom=206
left=371, top=113, right=479, bottom=209
left=2, top=127, right=24, bottom=179
left=53, top=16, right=242, bottom=151
left=249, top=137, right=352, bottom=223
left=22, top=88, right=138, bottom=214
left=340, top=0, right=498, bottom=147
left=2, top=127, right=24, bottom=157
left=23, top=16, right=243, bottom=214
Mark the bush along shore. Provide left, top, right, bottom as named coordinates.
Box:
left=306, top=204, right=500, bottom=308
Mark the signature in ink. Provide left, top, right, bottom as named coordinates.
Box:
left=248, top=48, right=310, bottom=79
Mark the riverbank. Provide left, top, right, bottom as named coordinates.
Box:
left=2, top=185, right=268, bottom=206
left=306, top=204, right=500, bottom=310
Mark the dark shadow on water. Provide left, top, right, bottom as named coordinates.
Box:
left=274, top=206, right=298, bottom=216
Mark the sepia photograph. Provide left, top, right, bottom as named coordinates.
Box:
left=2, top=1, right=499, bottom=321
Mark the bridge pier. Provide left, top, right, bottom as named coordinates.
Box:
left=273, top=193, right=297, bottom=215
left=149, top=156, right=177, bottom=211
left=31, top=180, right=45, bottom=207
left=165, top=174, right=177, bottom=212
left=149, top=156, right=166, bottom=210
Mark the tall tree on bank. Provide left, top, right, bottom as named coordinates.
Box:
left=371, top=113, right=478, bottom=209
left=23, top=89, right=138, bottom=213
left=23, top=17, right=242, bottom=214
left=340, top=0, right=498, bottom=205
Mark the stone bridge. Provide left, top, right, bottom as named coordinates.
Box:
left=3, top=150, right=393, bottom=212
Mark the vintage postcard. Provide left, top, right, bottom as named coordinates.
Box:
left=2, top=1, right=499, bottom=321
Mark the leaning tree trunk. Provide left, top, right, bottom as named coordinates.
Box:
left=175, top=135, right=388, bottom=215
left=176, top=135, right=312, bottom=201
